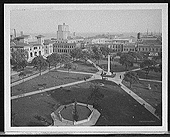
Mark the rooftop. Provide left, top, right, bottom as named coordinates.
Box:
left=11, top=41, right=30, bottom=47
left=14, top=35, right=30, bottom=39
left=44, top=39, right=55, bottom=45
left=142, top=40, right=162, bottom=45
left=35, top=35, right=45, bottom=38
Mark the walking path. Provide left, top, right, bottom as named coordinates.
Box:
left=11, top=64, right=63, bottom=87
left=139, top=78, right=162, bottom=83
left=87, top=60, right=160, bottom=119
left=57, top=70, right=94, bottom=75
left=11, top=76, right=97, bottom=100
left=107, top=73, right=160, bottom=120
left=11, top=59, right=161, bottom=120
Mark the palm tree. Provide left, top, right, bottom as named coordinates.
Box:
left=123, top=71, right=139, bottom=88
left=31, top=56, right=48, bottom=75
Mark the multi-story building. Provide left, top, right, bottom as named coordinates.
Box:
left=10, top=32, right=55, bottom=62
left=136, top=33, right=162, bottom=53
left=123, top=43, right=137, bottom=52
left=57, top=23, right=70, bottom=40
left=53, top=42, right=81, bottom=54
left=43, top=39, right=55, bottom=57
left=91, top=38, right=109, bottom=44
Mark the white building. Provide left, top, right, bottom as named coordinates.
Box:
left=10, top=33, right=55, bottom=62
left=91, top=38, right=109, bottom=44
left=43, top=39, right=55, bottom=57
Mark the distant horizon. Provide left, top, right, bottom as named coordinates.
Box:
left=11, top=31, right=161, bottom=38
left=10, top=7, right=162, bottom=35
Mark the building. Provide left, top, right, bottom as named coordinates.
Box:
left=10, top=32, right=54, bottom=62
left=43, top=39, right=55, bottom=57
left=123, top=43, right=137, bottom=52
left=137, top=33, right=162, bottom=53
left=91, top=38, right=109, bottom=44
left=57, top=23, right=70, bottom=40
left=53, top=42, right=81, bottom=54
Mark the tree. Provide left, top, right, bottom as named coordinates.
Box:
left=91, top=46, right=103, bottom=65
left=117, top=52, right=122, bottom=57
left=18, top=71, right=26, bottom=82
left=64, top=62, right=73, bottom=72
left=119, top=53, right=134, bottom=70
left=100, top=46, right=113, bottom=57
left=128, top=51, right=143, bottom=62
left=31, top=56, right=48, bottom=75
left=123, top=71, right=139, bottom=88
left=70, top=48, right=82, bottom=61
left=60, top=53, right=71, bottom=65
left=152, top=52, right=162, bottom=64
left=81, top=50, right=91, bottom=63
left=47, top=53, right=61, bottom=69
left=140, top=52, right=150, bottom=60
left=10, top=49, right=28, bottom=71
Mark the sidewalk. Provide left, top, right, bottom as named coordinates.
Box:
left=11, top=65, right=63, bottom=87
left=57, top=70, right=94, bottom=75
left=11, top=76, right=96, bottom=100
left=108, top=73, right=160, bottom=120
left=139, top=78, right=162, bottom=83
left=120, top=83, right=160, bottom=120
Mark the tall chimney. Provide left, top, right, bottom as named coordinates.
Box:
left=137, top=32, right=140, bottom=39
left=14, top=29, right=16, bottom=38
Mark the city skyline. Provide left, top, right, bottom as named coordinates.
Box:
left=10, top=6, right=162, bottom=35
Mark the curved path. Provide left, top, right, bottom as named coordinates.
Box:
left=87, top=59, right=161, bottom=120
left=11, top=59, right=161, bottom=120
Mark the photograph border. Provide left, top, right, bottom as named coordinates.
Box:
left=4, top=3, right=168, bottom=134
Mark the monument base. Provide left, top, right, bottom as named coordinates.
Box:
left=106, top=72, right=112, bottom=76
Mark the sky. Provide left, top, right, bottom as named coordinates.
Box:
left=10, top=6, right=162, bottom=35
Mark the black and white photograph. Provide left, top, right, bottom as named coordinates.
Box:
left=4, top=4, right=168, bottom=134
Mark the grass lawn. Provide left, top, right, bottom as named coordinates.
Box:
left=136, top=70, right=162, bottom=81
left=122, top=80, right=162, bottom=108
left=12, top=79, right=161, bottom=126
left=11, top=70, right=92, bottom=96
left=98, top=61, right=139, bottom=72
left=58, top=60, right=98, bottom=73
left=11, top=66, right=52, bottom=83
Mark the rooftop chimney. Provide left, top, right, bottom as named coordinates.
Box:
left=14, top=29, right=16, bottom=38
left=137, top=32, right=140, bottom=39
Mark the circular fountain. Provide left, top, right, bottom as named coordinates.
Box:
left=51, top=100, right=100, bottom=126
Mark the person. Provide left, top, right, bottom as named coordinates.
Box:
left=120, top=75, right=121, bottom=79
